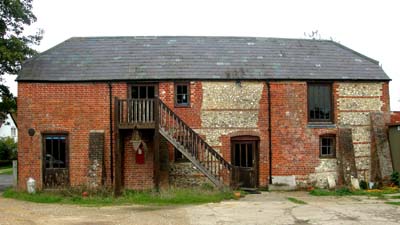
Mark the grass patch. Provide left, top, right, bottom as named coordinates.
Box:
left=310, top=187, right=400, bottom=198
left=0, top=166, right=12, bottom=175
left=2, top=186, right=236, bottom=206
left=385, top=202, right=400, bottom=206
left=287, top=197, right=307, bottom=204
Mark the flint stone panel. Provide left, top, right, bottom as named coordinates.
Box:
left=337, top=83, right=382, bottom=96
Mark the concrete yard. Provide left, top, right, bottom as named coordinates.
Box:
left=0, top=191, right=399, bottom=225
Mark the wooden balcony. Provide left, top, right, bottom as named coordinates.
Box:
left=116, top=98, right=156, bottom=129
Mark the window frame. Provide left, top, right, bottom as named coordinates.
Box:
left=319, top=135, right=336, bottom=158
left=42, top=133, right=69, bottom=169
left=11, top=127, right=16, bottom=137
left=174, top=82, right=190, bottom=107
left=307, top=82, right=334, bottom=123
left=128, top=83, right=157, bottom=99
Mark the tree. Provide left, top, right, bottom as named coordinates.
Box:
left=0, top=137, right=17, bottom=160
left=0, top=0, right=42, bottom=120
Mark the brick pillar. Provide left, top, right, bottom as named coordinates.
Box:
left=88, top=131, right=105, bottom=188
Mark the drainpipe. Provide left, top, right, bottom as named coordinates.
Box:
left=267, top=81, right=272, bottom=184
left=108, top=82, right=114, bottom=184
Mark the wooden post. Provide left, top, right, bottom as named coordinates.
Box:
left=114, top=97, right=122, bottom=197
left=153, top=96, right=161, bottom=191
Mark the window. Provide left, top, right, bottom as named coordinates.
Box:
left=308, top=83, right=332, bottom=122
left=11, top=127, right=16, bottom=137
left=131, top=85, right=155, bottom=99
left=320, top=136, right=335, bottom=158
left=174, top=148, right=188, bottom=162
left=44, top=135, right=67, bottom=169
left=175, top=83, right=190, bottom=107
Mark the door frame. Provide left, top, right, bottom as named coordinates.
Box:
left=42, top=133, right=70, bottom=188
left=230, top=136, right=259, bottom=188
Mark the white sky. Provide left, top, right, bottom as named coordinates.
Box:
left=4, top=0, right=400, bottom=110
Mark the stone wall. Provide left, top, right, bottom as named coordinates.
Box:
left=336, top=82, right=388, bottom=181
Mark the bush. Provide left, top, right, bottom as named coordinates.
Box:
left=359, top=180, right=368, bottom=190
left=0, top=137, right=17, bottom=160
left=391, top=172, right=400, bottom=186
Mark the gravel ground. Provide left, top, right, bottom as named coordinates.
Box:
left=0, top=191, right=399, bottom=225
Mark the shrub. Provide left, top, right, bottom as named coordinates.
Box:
left=359, top=180, right=368, bottom=190
left=0, top=137, right=17, bottom=160
left=391, top=172, right=400, bottom=186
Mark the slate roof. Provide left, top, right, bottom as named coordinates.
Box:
left=17, top=36, right=390, bottom=81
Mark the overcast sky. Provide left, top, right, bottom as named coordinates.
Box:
left=4, top=0, right=399, bottom=110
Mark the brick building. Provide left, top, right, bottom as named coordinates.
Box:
left=16, top=37, right=392, bottom=191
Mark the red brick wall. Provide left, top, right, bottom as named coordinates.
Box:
left=17, top=82, right=129, bottom=189
left=158, top=81, right=202, bottom=128
left=270, top=82, right=337, bottom=183
left=391, top=112, right=400, bottom=124
left=122, top=130, right=154, bottom=189
left=382, top=82, right=390, bottom=112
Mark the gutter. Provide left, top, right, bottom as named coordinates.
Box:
left=108, top=82, right=114, bottom=184
left=267, top=81, right=272, bottom=185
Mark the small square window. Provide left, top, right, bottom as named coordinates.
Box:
left=320, top=136, right=336, bottom=158
left=175, top=83, right=190, bottom=107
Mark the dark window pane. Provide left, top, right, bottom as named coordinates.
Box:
left=247, top=144, right=253, bottom=167
left=240, top=144, right=246, bottom=167
left=234, top=144, right=240, bottom=166
left=132, top=86, right=139, bottom=99
left=176, top=84, right=189, bottom=105
left=45, top=136, right=67, bottom=169
left=148, top=86, right=155, bottom=98
left=139, top=86, right=147, bottom=98
left=308, top=84, right=332, bottom=122
left=321, top=137, right=335, bottom=157
left=174, top=148, right=188, bottom=162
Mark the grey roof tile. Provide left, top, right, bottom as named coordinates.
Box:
left=17, top=36, right=390, bottom=81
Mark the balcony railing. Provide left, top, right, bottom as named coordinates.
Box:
left=116, top=98, right=155, bottom=128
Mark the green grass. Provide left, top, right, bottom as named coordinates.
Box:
left=2, top=187, right=236, bottom=206
left=287, top=197, right=307, bottom=204
left=0, top=166, right=12, bottom=175
left=309, top=187, right=400, bottom=198
left=385, top=202, right=400, bottom=206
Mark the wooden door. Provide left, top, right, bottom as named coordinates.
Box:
left=389, top=125, right=400, bottom=172
left=43, top=134, right=69, bottom=188
left=231, top=137, right=259, bottom=188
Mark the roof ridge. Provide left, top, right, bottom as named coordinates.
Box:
left=69, top=35, right=334, bottom=42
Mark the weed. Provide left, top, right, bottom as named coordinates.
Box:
left=287, top=197, right=307, bottom=204
left=385, top=202, right=400, bottom=206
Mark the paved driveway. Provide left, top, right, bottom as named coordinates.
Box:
left=0, top=191, right=399, bottom=225
left=0, top=174, right=13, bottom=191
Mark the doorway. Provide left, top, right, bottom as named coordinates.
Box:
left=129, top=84, right=157, bottom=123
left=231, top=136, right=259, bottom=188
left=43, top=134, right=69, bottom=188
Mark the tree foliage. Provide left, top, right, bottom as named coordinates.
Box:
left=0, top=137, right=17, bottom=160
left=0, top=0, right=42, bottom=119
